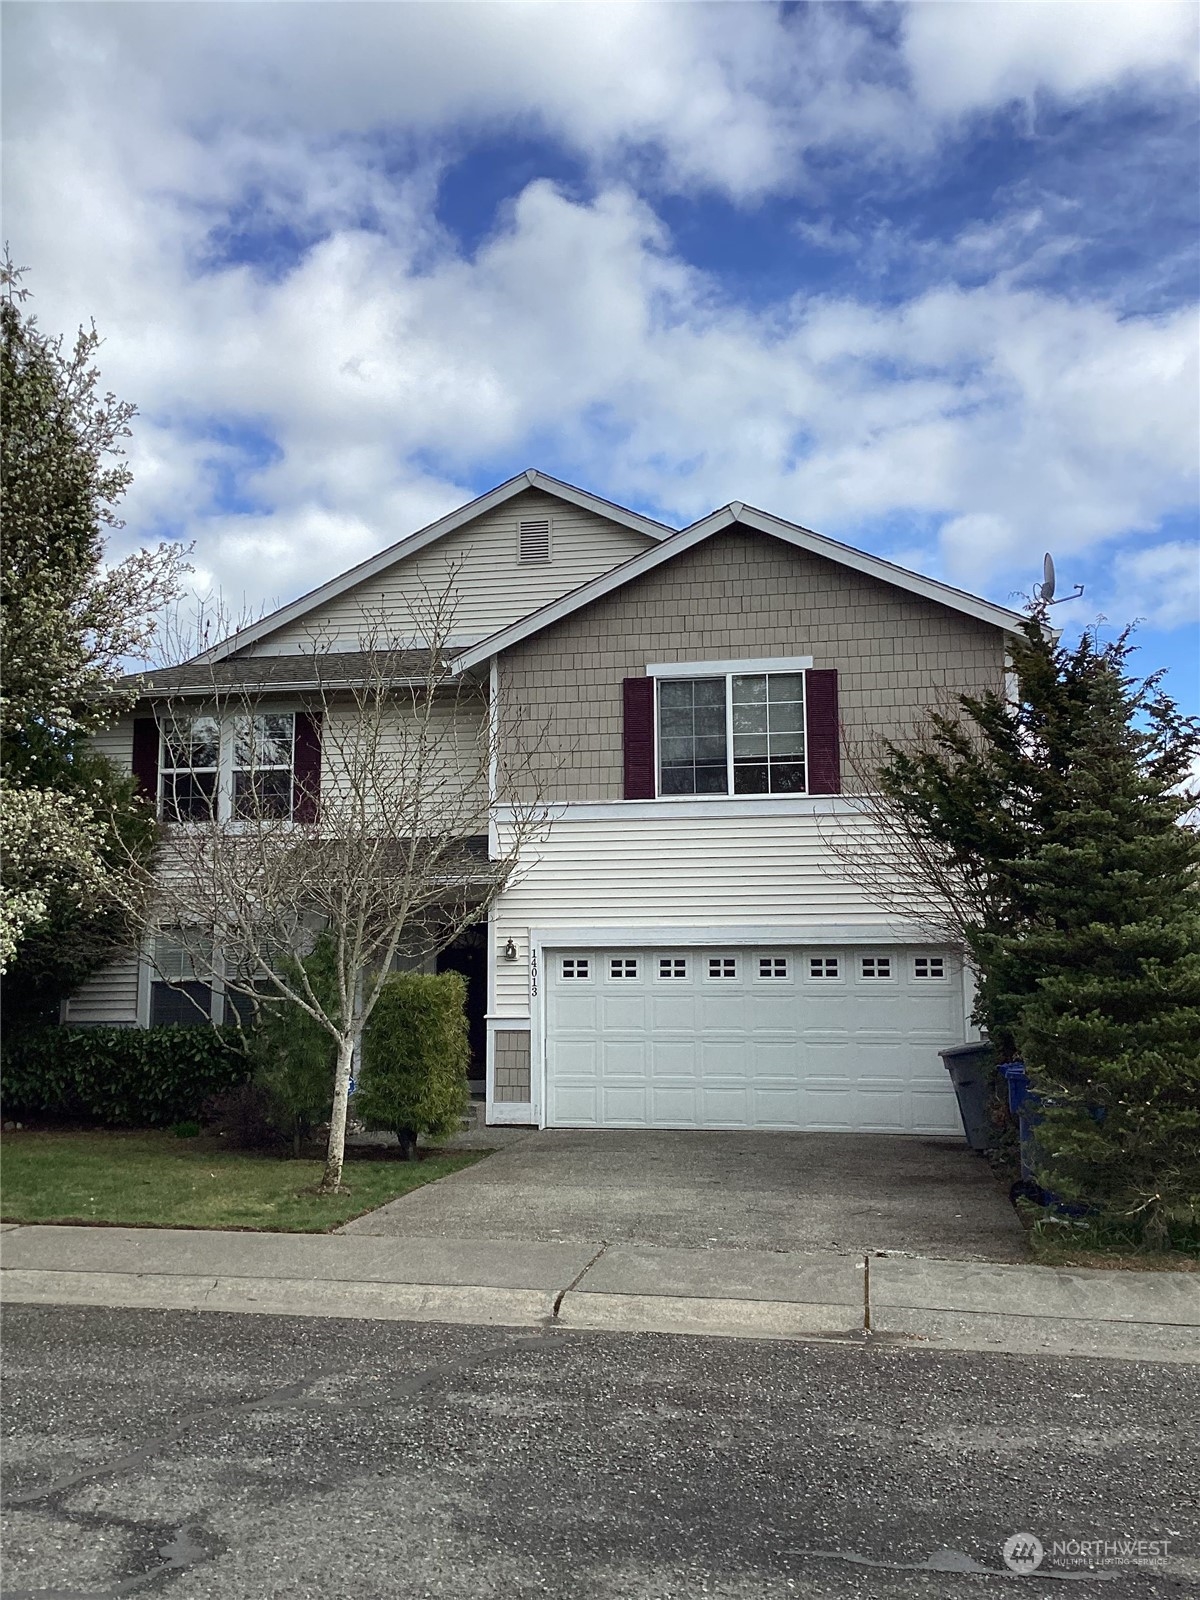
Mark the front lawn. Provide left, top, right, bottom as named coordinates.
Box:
left=0, top=1131, right=484, bottom=1233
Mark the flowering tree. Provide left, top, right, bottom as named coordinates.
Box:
left=0, top=257, right=185, bottom=1011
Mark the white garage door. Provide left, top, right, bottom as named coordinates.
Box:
left=546, top=947, right=963, bottom=1133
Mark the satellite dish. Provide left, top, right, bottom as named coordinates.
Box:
left=1041, top=552, right=1056, bottom=602
left=1035, top=550, right=1083, bottom=607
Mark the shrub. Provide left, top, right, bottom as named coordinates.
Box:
left=242, top=940, right=339, bottom=1155
left=1, top=1025, right=249, bottom=1127
left=201, top=1080, right=283, bottom=1151
left=171, top=1120, right=201, bottom=1139
left=357, top=972, right=469, bottom=1158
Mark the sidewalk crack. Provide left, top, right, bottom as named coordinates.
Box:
left=863, top=1253, right=871, bottom=1334
left=553, top=1241, right=608, bottom=1320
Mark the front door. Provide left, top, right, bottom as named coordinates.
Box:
left=437, top=927, right=488, bottom=1093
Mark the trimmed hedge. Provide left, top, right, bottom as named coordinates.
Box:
left=356, top=972, right=470, bottom=1156
left=2, top=1026, right=250, bottom=1127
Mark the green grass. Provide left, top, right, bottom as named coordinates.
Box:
left=0, top=1131, right=485, bottom=1233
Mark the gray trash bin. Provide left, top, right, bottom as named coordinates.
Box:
left=939, top=1042, right=996, bottom=1151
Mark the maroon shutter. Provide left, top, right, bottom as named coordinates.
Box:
left=806, top=669, right=841, bottom=794
left=622, top=677, right=656, bottom=800
left=131, top=717, right=160, bottom=807
left=292, top=711, right=322, bottom=822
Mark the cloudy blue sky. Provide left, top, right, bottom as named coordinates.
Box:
left=4, top=2, right=1198, bottom=707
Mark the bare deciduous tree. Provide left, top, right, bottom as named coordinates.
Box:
left=115, top=584, right=551, bottom=1192
left=816, top=700, right=991, bottom=953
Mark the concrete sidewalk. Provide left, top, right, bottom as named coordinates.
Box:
left=2, top=1223, right=1197, bottom=1364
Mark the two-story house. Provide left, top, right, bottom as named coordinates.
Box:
left=71, top=469, right=1024, bottom=1135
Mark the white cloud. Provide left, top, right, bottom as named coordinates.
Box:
left=1111, top=541, right=1200, bottom=631
left=3, top=2, right=1197, bottom=621
left=903, top=1, right=1198, bottom=118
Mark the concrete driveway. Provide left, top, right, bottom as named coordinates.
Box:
left=343, top=1129, right=1027, bottom=1262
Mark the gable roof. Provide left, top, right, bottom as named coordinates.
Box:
left=451, top=501, right=1031, bottom=674
left=200, top=469, right=673, bottom=664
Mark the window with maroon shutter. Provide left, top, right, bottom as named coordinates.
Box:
left=622, top=677, right=655, bottom=799
left=292, top=711, right=322, bottom=822
left=805, top=669, right=841, bottom=794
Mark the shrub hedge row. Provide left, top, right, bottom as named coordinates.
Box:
left=2, top=1026, right=251, bottom=1127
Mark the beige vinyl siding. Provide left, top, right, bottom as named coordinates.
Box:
left=498, top=527, right=1007, bottom=802
left=320, top=693, right=489, bottom=824
left=491, top=809, right=923, bottom=1013
left=245, top=490, right=653, bottom=654
left=88, top=718, right=135, bottom=774
left=62, top=951, right=141, bottom=1026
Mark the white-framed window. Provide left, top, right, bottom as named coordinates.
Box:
left=658, top=955, right=688, bottom=980
left=707, top=956, right=737, bottom=980
left=609, top=956, right=639, bottom=980
left=808, top=955, right=840, bottom=980
left=233, top=714, right=295, bottom=819
left=159, top=712, right=296, bottom=824
left=656, top=669, right=807, bottom=797
left=860, top=955, right=892, bottom=980
left=561, top=956, right=590, bottom=980
left=148, top=932, right=213, bottom=1026
left=758, top=955, right=789, bottom=979
left=913, top=954, right=947, bottom=980
left=160, top=715, right=220, bottom=821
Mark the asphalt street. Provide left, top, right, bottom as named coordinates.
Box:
left=1, top=1305, right=1196, bottom=1600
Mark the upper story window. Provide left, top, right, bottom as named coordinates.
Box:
left=161, top=716, right=220, bottom=821
left=657, top=670, right=807, bottom=797
left=160, top=713, right=296, bottom=823
left=233, top=715, right=294, bottom=819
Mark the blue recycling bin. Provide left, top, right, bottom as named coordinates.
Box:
left=998, top=1060, right=1100, bottom=1213
left=998, top=1060, right=1038, bottom=1181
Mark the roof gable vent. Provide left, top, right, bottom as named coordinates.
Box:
left=518, top=517, right=551, bottom=564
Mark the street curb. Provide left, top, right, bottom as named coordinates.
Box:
left=0, top=1269, right=556, bottom=1328
left=556, top=1289, right=864, bottom=1342
left=4, top=1266, right=1199, bottom=1363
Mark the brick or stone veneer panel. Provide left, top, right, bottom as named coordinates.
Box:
left=493, top=1030, right=532, bottom=1102
left=499, top=528, right=1007, bottom=801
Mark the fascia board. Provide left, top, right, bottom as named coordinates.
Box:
left=198, top=470, right=672, bottom=666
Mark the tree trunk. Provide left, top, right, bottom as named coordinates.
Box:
left=320, top=1034, right=356, bottom=1193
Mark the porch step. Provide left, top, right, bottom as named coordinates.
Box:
left=459, top=1100, right=482, bottom=1132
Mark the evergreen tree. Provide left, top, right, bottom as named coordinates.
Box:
left=879, top=616, right=1200, bottom=1244
left=1009, top=637, right=1200, bottom=1245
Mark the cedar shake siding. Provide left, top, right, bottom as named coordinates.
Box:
left=493, top=1030, right=532, bottom=1102
left=498, top=527, right=1006, bottom=803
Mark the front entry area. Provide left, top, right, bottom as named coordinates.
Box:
left=545, top=945, right=963, bottom=1133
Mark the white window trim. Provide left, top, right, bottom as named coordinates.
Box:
left=648, top=656, right=814, bottom=678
